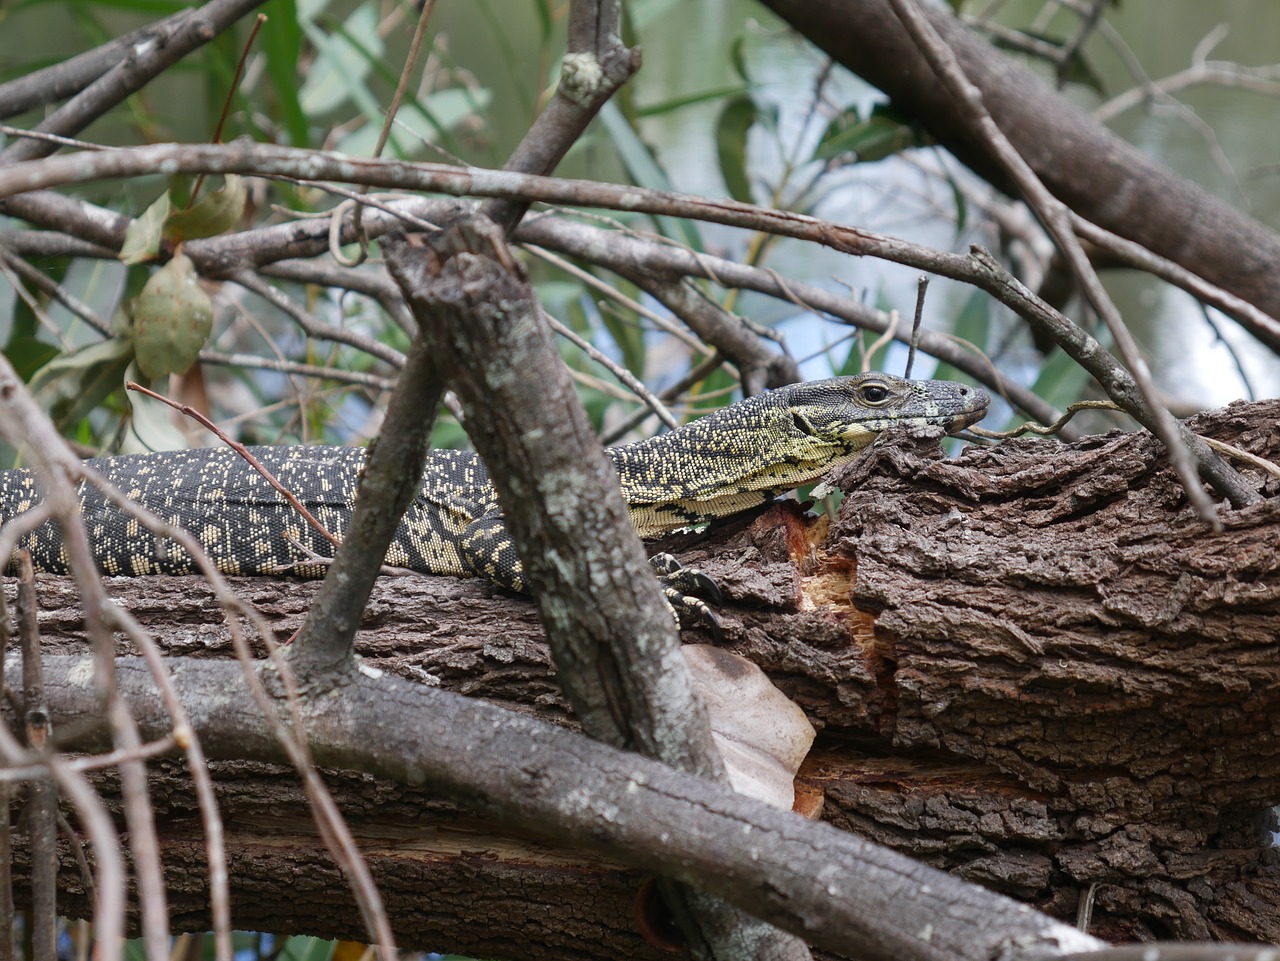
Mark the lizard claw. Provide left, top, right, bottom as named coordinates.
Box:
left=649, top=553, right=724, bottom=639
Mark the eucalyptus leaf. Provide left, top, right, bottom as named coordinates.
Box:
left=131, top=253, right=213, bottom=379
left=715, top=94, right=757, bottom=203
left=815, top=110, right=919, bottom=164
left=121, top=363, right=190, bottom=454
left=120, top=191, right=172, bottom=265
left=162, top=175, right=246, bottom=244
left=28, top=336, right=135, bottom=430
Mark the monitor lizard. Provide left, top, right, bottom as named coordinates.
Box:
left=0, top=372, right=989, bottom=623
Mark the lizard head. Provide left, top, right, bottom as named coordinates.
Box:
left=779, top=372, right=990, bottom=450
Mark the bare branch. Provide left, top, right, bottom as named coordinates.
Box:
left=1, top=0, right=270, bottom=164
left=0, top=7, right=195, bottom=118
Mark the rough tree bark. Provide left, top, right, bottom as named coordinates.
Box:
left=10, top=400, right=1280, bottom=954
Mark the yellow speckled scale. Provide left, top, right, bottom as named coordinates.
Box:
left=0, top=373, right=989, bottom=597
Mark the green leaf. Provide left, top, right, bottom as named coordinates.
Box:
left=729, top=35, right=750, bottom=83
left=598, top=102, right=703, bottom=250
left=814, top=104, right=920, bottom=164
left=299, top=5, right=382, bottom=116
left=121, top=363, right=190, bottom=454
left=130, top=253, right=213, bottom=379
left=1020, top=347, right=1092, bottom=426
left=636, top=84, right=750, bottom=118
left=120, top=191, right=172, bottom=265
left=28, top=336, right=135, bottom=431
left=260, top=0, right=309, bottom=146
left=162, top=175, right=246, bottom=244
left=1058, top=51, right=1106, bottom=96
left=715, top=94, right=757, bottom=203
left=4, top=336, right=60, bottom=383
left=931, top=288, right=993, bottom=384
left=279, top=936, right=335, bottom=961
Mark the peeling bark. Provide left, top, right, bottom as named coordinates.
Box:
left=9, top=400, right=1280, bottom=949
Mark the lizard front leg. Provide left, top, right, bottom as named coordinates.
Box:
left=458, top=514, right=722, bottom=636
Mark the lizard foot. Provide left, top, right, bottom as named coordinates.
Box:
left=649, top=552, right=724, bottom=640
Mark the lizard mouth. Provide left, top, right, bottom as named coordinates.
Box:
left=945, top=401, right=990, bottom=432
left=939, top=387, right=991, bottom=433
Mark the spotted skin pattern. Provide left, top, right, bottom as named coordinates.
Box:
left=0, top=374, right=989, bottom=601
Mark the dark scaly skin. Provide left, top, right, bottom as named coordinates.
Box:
left=0, top=374, right=989, bottom=609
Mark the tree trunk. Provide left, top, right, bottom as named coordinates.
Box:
left=11, top=400, right=1280, bottom=952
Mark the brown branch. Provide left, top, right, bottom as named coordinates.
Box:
left=19, top=650, right=1105, bottom=961
left=613, top=267, right=800, bottom=395
left=287, top=330, right=442, bottom=679
left=0, top=140, right=1153, bottom=350
left=12, top=395, right=1280, bottom=948
left=16, top=554, right=56, bottom=961
left=395, top=216, right=809, bottom=959
left=0, top=7, right=195, bottom=119
left=480, top=0, right=640, bottom=234
left=0, top=0, right=270, bottom=164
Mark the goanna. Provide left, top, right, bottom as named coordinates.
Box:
left=0, top=373, right=988, bottom=601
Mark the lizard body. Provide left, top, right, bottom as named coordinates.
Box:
left=0, top=373, right=988, bottom=593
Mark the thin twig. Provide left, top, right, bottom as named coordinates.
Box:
left=17, top=553, right=57, bottom=961
left=542, top=310, right=678, bottom=430
left=904, top=276, right=928, bottom=379
left=125, top=382, right=343, bottom=548
left=342, top=0, right=440, bottom=266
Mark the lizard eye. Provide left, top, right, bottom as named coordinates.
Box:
left=859, top=383, right=890, bottom=404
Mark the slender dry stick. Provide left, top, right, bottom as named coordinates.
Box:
left=1069, top=214, right=1280, bottom=347
left=229, top=269, right=407, bottom=367
left=540, top=311, right=679, bottom=429
left=521, top=241, right=715, bottom=355
left=599, top=352, right=729, bottom=444
left=883, top=0, right=1256, bottom=523
left=187, top=12, right=267, bottom=203
left=16, top=554, right=56, bottom=961
left=0, top=247, right=113, bottom=336
left=125, top=382, right=343, bottom=548
left=0, top=724, right=124, bottom=961
left=0, top=772, right=10, bottom=961
left=904, top=275, right=928, bottom=379
left=0, top=737, right=175, bottom=783
left=199, top=351, right=396, bottom=392
left=1054, top=0, right=1109, bottom=88
left=341, top=0, right=440, bottom=266
left=108, top=699, right=171, bottom=961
